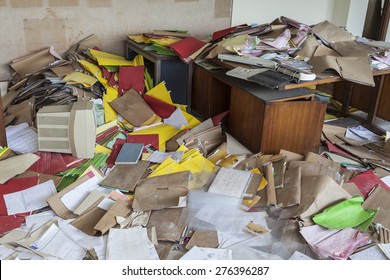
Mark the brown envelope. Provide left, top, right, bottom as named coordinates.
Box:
left=243, top=172, right=263, bottom=199
left=297, top=175, right=351, bottom=224
left=313, top=45, right=340, bottom=57
left=185, top=230, right=219, bottom=250
left=46, top=174, right=93, bottom=219
left=280, top=149, right=305, bottom=164
left=342, top=182, right=363, bottom=197
left=331, top=40, right=374, bottom=57
left=109, top=88, right=156, bottom=127
left=337, top=56, right=375, bottom=87
left=94, top=199, right=132, bottom=235
left=322, top=124, right=346, bottom=144
left=10, top=48, right=56, bottom=77
left=305, top=152, right=341, bottom=181
left=335, top=143, right=382, bottom=161
left=288, top=161, right=330, bottom=177
left=70, top=198, right=107, bottom=236
left=133, top=171, right=190, bottom=211
left=276, top=166, right=301, bottom=208
left=147, top=208, right=188, bottom=242
left=5, top=98, right=35, bottom=125
left=98, top=161, right=150, bottom=192
left=295, top=35, right=321, bottom=59
left=312, top=20, right=355, bottom=44
left=50, top=64, right=74, bottom=77
left=362, top=186, right=390, bottom=229
left=309, top=55, right=342, bottom=76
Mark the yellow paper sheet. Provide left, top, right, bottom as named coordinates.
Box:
left=96, top=120, right=118, bottom=135
left=148, top=157, right=186, bottom=178
left=146, top=82, right=173, bottom=105
left=129, top=123, right=179, bottom=151
left=94, top=144, right=112, bottom=155
left=181, top=110, right=201, bottom=129
left=180, top=153, right=215, bottom=174
left=63, top=72, right=97, bottom=88
left=79, top=60, right=108, bottom=87
left=128, top=34, right=146, bottom=43
left=89, top=49, right=134, bottom=66
left=250, top=168, right=267, bottom=190
left=104, top=86, right=119, bottom=123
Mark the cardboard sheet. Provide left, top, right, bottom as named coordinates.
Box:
left=133, top=171, right=190, bottom=211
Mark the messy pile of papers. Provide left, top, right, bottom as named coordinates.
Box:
left=195, top=16, right=390, bottom=87
left=1, top=27, right=390, bottom=260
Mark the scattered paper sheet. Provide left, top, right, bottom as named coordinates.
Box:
left=163, top=107, right=189, bottom=130
left=5, top=123, right=38, bottom=154
left=4, top=180, right=56, bottom=215
left=60, top=176, right=102, bottom=212
left=346, top=125, right=383, bottom=142
left=208, top=167, right=252, bottom=198
left=106, top=227, right=159, bottom=260
left=25, top=211, right=56, bottom=232
left=180, top=246, right=232, bottom=260
left=300, top=225, right=371, bottom=260
left=30, top=223, right=87, bottom=260
left=0, top=153, right=40, bottom=184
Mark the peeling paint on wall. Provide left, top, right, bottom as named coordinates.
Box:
left=87, top=0, right=112, bottom=7
left=24, top=17, right=66, bottom=52
left=10, top=0, right=43, bottom=8
left=49, top=0, right=79, bottom=7
left=214, top=0, right=232, bottom=18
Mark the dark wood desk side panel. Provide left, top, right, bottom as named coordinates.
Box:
left=333, top=75, right=390, bottom=121
left=261, top=101, right=326, bottom=154
left=228, top=87, right=266, bottom=153
left=378, top=74, right=390, bottom=120
left=191, top=66, right=231, bottom=119
left=0, top=95, right=6, bottom=146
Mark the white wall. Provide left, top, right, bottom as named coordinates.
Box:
left=231, top=0, right=336, bottom=26
left=345, top=0, right=369, bottom=36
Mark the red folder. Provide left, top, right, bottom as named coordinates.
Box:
left=0, top=176, right=39, bottom=215
left=348, top=170, right=390, bottom=199
left=143, top=94, right=176, bottom=118
left=0, top=215, right=27, bottom=235
left=118, top=66, right=145, bottom=95
left=127, top=134, right=159, bottom=151
left=169, top=37, right=207, bottom=64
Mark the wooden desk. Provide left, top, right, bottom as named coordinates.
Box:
left=191, top=64, right=327, bottom=154
left=0, top=94, right=6, bottom=146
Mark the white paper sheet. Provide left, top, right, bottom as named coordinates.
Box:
left=6, top=122, right=38, bottom=154
left=147, top=151, right=184, bottom=163
left=208, top=167, right=252, bottom=198
left=163, top=107, right=188, bottom=130
left=30, top=223, right=86, bottom=260
left=97, top=197, right=115, bottom=210
left=106, top=226, right=159, bottom=260
left=0, top=245, right=15, bottom=260
left=346, top=125, right=382, bottom=142
left=58, top=219, right=106, bottom=260
left=180, top=246, right=232, bottom=260
left=4, top=180, right=56, bottom=215
left=288, top=251, right=314, bottom=260
left=60, top=176, right=102, bottom=212
left=349, top=245, right=388, bottom=260
left=25, top=211, right=56, bottom=232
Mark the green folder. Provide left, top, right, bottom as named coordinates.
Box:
left=313, top=195, right=378, bottom=230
